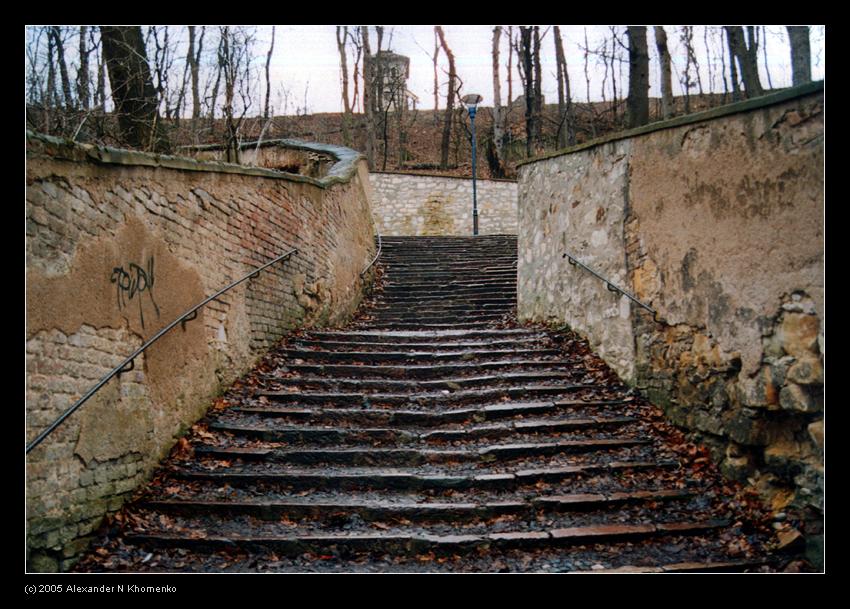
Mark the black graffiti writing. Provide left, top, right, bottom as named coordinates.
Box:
left=111, top=256, right=161, bottom=329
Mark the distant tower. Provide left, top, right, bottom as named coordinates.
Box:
left=370, top=51, right=419, bottom=112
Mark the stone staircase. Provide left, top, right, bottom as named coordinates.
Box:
left=74, top=235, right=777, bottom=573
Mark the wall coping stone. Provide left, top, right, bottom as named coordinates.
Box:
left=516, top=80, right=824, bottom=168
left=371, top=170, right=517, bottom=184
left=26, top=131, right=364, bottom=190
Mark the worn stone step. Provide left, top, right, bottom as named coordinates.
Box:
left=277, top=348, right=563, bottom=364
left=126, top=519, right=727, bottom=556
left=174, top=459, right=679, bottom=490
left=141, top=489, right=690, bottom=523
left=234, top=399, right=632, bottom=425
left=279, top=360, right=575, bottom=378
left=209, top=416, right=636, bottom=444
left=291, top=339, right=542, bottom=353
left=193, top=438, right=651, bottom=465
left=256, top=384, right=600, bottom=406
left=571, top=559, right=773, bottom=574
left=307, top=328, right=540, bottom=342
left=263, top=370, right=575, bottom=392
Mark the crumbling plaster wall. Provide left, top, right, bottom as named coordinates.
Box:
left=517, top=83, right=824, bottom=560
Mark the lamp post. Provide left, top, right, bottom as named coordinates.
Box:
left=462, top=94, right=483, bottom=236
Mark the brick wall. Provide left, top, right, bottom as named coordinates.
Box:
left=25, top=133, right=376, bottom=571
left=517, top=83, right=824, bottom=565
left=370, top=171, right=517, bottom=236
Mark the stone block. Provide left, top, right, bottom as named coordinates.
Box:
left=807, top=420, right=824, bottom=452
left=779, top=383, right=819, bottom=413
left=779, top=313, right=820, bottom=357
left=786, top=356, right=823, bottom=386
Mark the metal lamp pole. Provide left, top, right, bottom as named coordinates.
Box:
left=462, top=94, right=483, bottom=236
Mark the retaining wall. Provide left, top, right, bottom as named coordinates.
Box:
left=25, top=133, right=376, bottom=571
left=517, top=83, right=824, bottom=562
left=369, top=171, right=517, bottom=236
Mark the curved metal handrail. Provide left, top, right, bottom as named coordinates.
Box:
left=25, top=248, right=298, bottom=454
left=360, top=232, right=382, bottom=277
left=563, top=252, right=665, bottom=324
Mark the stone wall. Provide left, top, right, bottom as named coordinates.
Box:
left=370, top=171, right=517, bottom=235
left=25, top=132, right=376, bottom=571
left=517, top=83, right=824, bottom=562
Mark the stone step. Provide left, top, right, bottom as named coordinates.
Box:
left=279, top=360, right=580, bottom=378
left=126, top=519, right=728, bottom=557
left=290, top=340, right=542, bottom=353
left=366, top=313, right=508, bottom=324
left=277, top=349, right=563, bottom=364
left=255, top=384, right=602, bottom=406
left=193, top=438, right=651, bottom=465
left=307, top=328, right=540, bottom=342
left=233, top=399, right=633, bottom=425
left=175, top=460, right=678, bottom=491
left=141, top=490, right=690, bottom=522
left=262, top=370, right=575, bottom=392
left=571, top=559, right=773, bottom=574
left=208, top=416, right=636, bottom=444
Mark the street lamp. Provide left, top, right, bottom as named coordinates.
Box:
left=462, top=93, right=483, bottom=236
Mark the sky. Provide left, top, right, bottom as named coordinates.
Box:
left=259, top=25, right=825, bottom=115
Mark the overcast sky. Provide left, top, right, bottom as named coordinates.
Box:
left=260, top=25, right=825, bottom=115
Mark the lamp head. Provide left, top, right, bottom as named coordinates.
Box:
left=462, top=94, right=483, bottom=118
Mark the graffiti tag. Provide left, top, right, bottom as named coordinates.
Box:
left=111, top=257, right=161, bottom=329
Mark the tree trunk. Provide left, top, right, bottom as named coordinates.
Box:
left=78, top=26, right=90, bottom=110
left=761, top=26, right=773, bottom=90
left=361, top=26, right=374, bottom=169
left=725, top=26, right=763, bottom=98
left=433, top=28, right=439, bottom=115
left=787, top=26, right=812, bottom=86
left=506, top=26, right=513, bottom=110
left=435, top=26, right=456, bottom=170
left=265, top=26, right=276, bottom=120
left=50, top=27, right=73, bottom=108
left=532, top=26, right=543, bottom=151
left=94, top=28, right=106, bottom=109
left=100, top=26, right=168, bottom=152
left=553, top=26, right=575, bottom=147
left=726, top=27, right=741, bottom=101
left=519, top=27, right=534, bottom=157
left=490, top=26, right=505, bottom=177
left=336, top=26, right=351, bottom=145
left=654, top=26, right=673, bottom=119
left=626, top=26, right=649, bottom=128
left=189, top=26, right=203, bottom=121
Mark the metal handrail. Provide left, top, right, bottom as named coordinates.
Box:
left=360, top=232, right=382, bottom=277
left=25, top=248, right=298, bottom=455
left=563, top=252, right=665, bottom=324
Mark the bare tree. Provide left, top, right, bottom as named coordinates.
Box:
left=553, top=26, right=575, bottom=147
left=626, top=26, right=649, bottom=128
left=489, top=26, right=506, bottom=177
left=433, top=28, right=440, bottom=116
left=264, top=27, right=276, bottom=120
left=100, top=26, right=169, bottom=151
left=77, top=27, right=91, bottom=110
left=435, top=26, right=457, bottom=170
left=361, top=26, right=375, bottom=169
left=518, top=27, right=536, bottom=157
left=49, top=27, right=74, bottom=108
left=725, top=26, right=763, bottom=98
left=336, top=26, right=352, bottom=145
left=654, top=26, right=673, bottom=119
left=217, top=26, right=256, bottom=162
left=787, top=26, right=812, bottom=86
